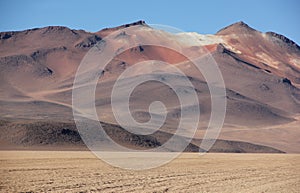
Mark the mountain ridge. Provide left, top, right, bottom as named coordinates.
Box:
left=0, top=21, right=299, bottom=153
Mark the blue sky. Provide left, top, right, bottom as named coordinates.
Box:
left=1, top=0, right=299, bottom=44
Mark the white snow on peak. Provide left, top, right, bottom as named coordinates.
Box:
left=175, top=32, right=224, bottom=46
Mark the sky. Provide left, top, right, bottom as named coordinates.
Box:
left=1, top=0, right=299, bottom=44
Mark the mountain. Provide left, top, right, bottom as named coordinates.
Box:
left=0, top=21, right=299, bottom=153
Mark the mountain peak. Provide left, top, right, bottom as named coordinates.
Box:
left=101, top=20, right=147, bottom=31
left=266, top=31, right=300, bottom=50
left=0, top=26, right=79, bottom=41
left=216, top=21, right=256, bottom=35
left=95, top=20, right=148, bottom=37
left=125, top=20, right=146, bottom=26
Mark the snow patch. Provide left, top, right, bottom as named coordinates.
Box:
left=223, top=44, right=242, bottom=54
left=175, top=32, right=224, bottom=46
left=256, top=52, right=280, bottom=68
left=290, top=58, right=300, bottom=67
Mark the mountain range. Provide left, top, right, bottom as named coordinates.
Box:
left=0, top=21, right=299, bottom=153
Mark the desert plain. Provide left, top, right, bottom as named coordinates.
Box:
left=0, top=151, right=299, bottom=193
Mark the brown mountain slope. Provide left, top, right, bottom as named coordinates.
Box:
left=0, top=21, right=299, bottom=153
left=0, top=120, right=283, bottom=153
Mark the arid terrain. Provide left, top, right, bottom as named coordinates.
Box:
left=0, top=20, right=299, bottom=192
left=0, top=21, right=299, bottom=153
left=0, top=151, right=299, bottom=193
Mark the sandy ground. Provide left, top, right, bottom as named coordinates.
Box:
left=0, top=151, right=299, bottom=193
